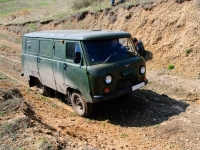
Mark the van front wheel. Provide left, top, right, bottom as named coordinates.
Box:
left=71, top=92, right=93, bottom=117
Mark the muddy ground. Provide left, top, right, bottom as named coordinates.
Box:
left=0, top=33, right=200, bottom=150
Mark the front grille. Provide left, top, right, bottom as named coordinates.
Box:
left=115, top=76, right=138, bottom=90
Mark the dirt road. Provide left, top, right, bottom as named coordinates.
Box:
left=0, top=31, right=200, bottom=150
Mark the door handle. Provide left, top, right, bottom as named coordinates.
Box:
left=63, top=63, right=68, bottom=70
left=37, top=57, right=41, bottom=62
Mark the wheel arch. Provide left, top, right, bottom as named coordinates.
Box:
left=66, top=87, right=93, bottom=103
left=29, top=76, right=38, bottom=87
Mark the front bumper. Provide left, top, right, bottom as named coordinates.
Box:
left=93, top=79, right=148, bottom=103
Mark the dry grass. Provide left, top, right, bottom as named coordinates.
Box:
left=9, top=9, right=30, bottom=20
left=0, top=0, right=165, bottom=25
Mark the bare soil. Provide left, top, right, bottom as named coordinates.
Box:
left=0, top=0, right=200, bottom=149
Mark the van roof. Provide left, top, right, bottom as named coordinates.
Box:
left=23, top=30, right=131, bottom=40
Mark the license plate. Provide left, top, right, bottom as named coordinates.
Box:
left=132, top=82, right=145, bottom=91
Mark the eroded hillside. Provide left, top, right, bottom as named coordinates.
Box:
left=1, top=0, right=200, bottom=79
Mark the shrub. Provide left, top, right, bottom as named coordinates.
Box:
left=28, top=23, right=37, bottom=31
left=168, top=64, right=175, bottom=70
left=72, top=0, right=91, bottom=10
left=185, top=49, right=190, bottom=55
left=72, top=0, right=100, bottom=10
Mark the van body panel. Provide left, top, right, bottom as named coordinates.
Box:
left=22, top=53, right=40, bottom=80
left=22, top=38, right=40, bottom=80
left=63, top=41, right=92, bottom=102
left=63, top=61, right=92, bottom=102
left=23, top=30, right=131, bottom=40
left=53, top=40, right=92, bottom=101
left=93, top=80, right=148, bottom=102
left=37, top=39, right=56, bottom=90
left=87, top=57, right=145, bottom=97
left=37, top=56, right=56, bottom=89
left=52, top=40, right=66, bottom=93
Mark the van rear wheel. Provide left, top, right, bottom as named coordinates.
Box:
left=71, top=92, right=93, bottom=117
left=36, top=79, right=47, bottom=96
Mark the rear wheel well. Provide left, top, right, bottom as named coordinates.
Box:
left=29, top=76, right=37, bottom=87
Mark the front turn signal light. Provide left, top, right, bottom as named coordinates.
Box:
left=142, top=76, right=146, bottom=81
left=104, top=87, right=110, bottom=93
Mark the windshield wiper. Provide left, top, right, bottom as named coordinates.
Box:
left=103, top=53, right=114, bottom=64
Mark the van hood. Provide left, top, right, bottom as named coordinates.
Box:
left=87, top=57, right=145, bottom=77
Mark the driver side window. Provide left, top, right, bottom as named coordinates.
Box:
left=66, top=42, right=81, bottom=60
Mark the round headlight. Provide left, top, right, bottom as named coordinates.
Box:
left=140, top=66, right=146, bottom=74
left=104, top=75, right=112, bottom=84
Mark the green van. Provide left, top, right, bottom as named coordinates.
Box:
left=21, top=30, right=148, bottom=117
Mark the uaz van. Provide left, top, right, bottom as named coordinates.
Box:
left=21, top=30, right=148, bottom=117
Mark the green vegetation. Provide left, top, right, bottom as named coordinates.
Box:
left=0, top=72, right=18, bottom=84
left=168, top=64, right=175, bottom=70
left=42, top=97, right=51, bottom=103
left=28, top=23, right=37, bottom=31
left=0, top=0, right=13, bottom=3
left=185, top=48, right=191, bottom=56
left=51, top=103, right=57, bottom=108
left=5, top=124, right=14, bottom=132
left=25, top=87, right=30, bottom=92
left=24, top=124, right=28, bottom=129
left=70, top=112, right=77, bottom=117
left=185, top=49, right=190, bottom=54
left=38, top=2, right=49, bottom=6
left=1, top=44, right=9, bottom=50
left=0, top=0, right=164, bottom=25
left=0, top=110, right=6, bottom=115
left=121, top=133, right=128, bottom=138
left=39, top=136, right=47, bottom=142
left=72, top=0, right=99, bottom=10
left=0, top=73, right=5, bottom=79
left=85, top=118, right=91, bottom=123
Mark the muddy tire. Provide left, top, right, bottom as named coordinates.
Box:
left=71, top=92, right=93, bottom=117
left=36, top=79, right=47, bottom=96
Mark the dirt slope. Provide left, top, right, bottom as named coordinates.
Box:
left=34, top=0, right=200, bottom=79
left=0, top=0, right=200, bottom=149
left=1, top=0, right=200, bottom=79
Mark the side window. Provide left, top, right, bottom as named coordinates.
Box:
left=66, top=42, right=81, bottom=60
left=26, top=38, right=38, bottom=54
left=54, top=41, right=64, bottom=59
left=39, top=40, right=52, bottom=57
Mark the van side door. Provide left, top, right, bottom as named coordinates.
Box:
left=52, top=40, right=66, bottom=94
left=64, top=42, right=92, bottom=102
left=37, top=39, right=56, bottom=90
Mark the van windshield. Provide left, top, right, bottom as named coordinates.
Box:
left=83, top=37, right=137, bottom=63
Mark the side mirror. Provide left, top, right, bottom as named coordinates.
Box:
left=74, top=52, right=81, bottom=63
